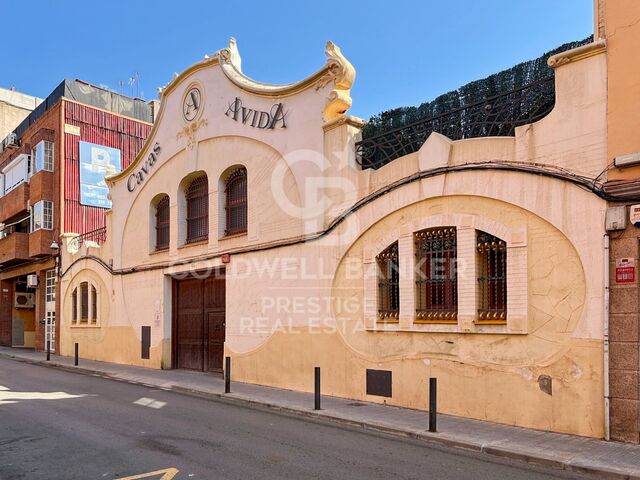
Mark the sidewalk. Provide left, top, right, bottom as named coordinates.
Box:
left=2, top=346, right=639, bottom=480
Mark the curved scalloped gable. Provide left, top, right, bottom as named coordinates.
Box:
left=106, top=38, right=357, bottom=200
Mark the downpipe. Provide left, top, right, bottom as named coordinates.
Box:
left=603, top=234, right=610, bottom=440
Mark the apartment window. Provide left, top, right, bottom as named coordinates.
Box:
left=155, top=195, right=170, bottom=250
left=477, top=231, right=507, bottom=322
left=45, top=270, right=56, bottom=302
left=185, top=175, right=209, bottom=243
left=31, top=200, right=53, bottom=231
left=377, top=242, right=400, bottom=321
left=224, top=167, right=247, bottom=236
left=32, top=140, right=54, bottom=172
left=414, top=227, right=457, bottom=322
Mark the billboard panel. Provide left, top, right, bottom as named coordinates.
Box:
left=79, top=141, right=122, bottom=208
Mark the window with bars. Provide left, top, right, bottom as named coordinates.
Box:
left=186, top=175, right=209, bottom=243
left=377, top=242, right=400, bottom=321
left=477, top=231, right=507, bottom=322
left=414, top=227, right=457, bottom=322
left=72, top=281, right=99, bottom=326
left=91, top=285, right=97, bottom=323
left=155, top=195, right=170, bottom=250
left=79, top=282, right=89, bottom=323
left=72, top=289, right=77, bottom=322
left=224, top=167, right=247, bottom=236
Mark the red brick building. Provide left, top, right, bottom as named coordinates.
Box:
left=0, top=80, right=154, bottom=353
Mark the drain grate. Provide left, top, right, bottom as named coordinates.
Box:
left=347, top=402, right=366, bottom=407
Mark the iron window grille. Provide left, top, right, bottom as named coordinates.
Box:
left=414, top=227, right=457, bottom=322
left=377, top=242, right=400, bottom=321
left=225, top=167, right=247, bottom=236
left=155, top=195, right=170, bottom=250
left=72, top=289, right=77, bottom=322
left=91, top=285, right=97, bottom=323
left=476, top=231, right=507, bottom=322
left=186, top=175, right=209, bottom=243
left=79, top=282, right=89, bottom=323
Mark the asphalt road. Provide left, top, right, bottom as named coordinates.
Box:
left=0, top=357, right=594, bottom=480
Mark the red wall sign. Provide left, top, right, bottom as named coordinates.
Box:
left=616, top=258, right=636, bottom=283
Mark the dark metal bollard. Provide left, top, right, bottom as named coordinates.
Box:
left=46, top=340, right=50, bottom=361
left=314, top=367, right=321, bottom=410
left=429, top=378, right=437, bottom=432
left=225, top=356, right=231, bottom=393
left=74, top=343, right=79, bottom=366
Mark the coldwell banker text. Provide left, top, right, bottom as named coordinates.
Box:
left=225, top=97, right=287, bottom=129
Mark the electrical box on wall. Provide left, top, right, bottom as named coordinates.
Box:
left=606, top=206, right=627, bottom=231
left=26, top=274, right=38, bottom=288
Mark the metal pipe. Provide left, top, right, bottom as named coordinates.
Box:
left=429, top=378, right=437, bottom=432
left=46, top=340, right=50, bottom=361
left=225, top=356, right=231, bottom=394
left=74, top=343, right=79, bottom=366
left=314, top=367, right=321, bottom=410
left=603, top=234, right=610, bottom=440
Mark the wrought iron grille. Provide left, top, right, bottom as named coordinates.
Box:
left=186, top=175, right=209, bottom=243
left=155, top=195, right=170, bottom=250
left=356, top=76, right=556, bottom=170
left=68, top=226, right=108, bottom=252
left=377, top=242, right=400, bottom=320
left=477, top=231, right=507, bottom=322
left=225, top=167, right=247, bottom=236
left=79, top=282, right=88, bottom=322
left=414, top=227, right=458, bottom=322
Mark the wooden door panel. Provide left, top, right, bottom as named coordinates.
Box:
left=174, top=271, right=225, bottom=373
left=206, top=310, right=225, bottom=372
left=176, top=279, right=204, bottom=371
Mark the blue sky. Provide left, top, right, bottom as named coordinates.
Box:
left=1, top=0, right=593, bottom=119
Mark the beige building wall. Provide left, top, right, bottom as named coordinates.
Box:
left=59, top=38, right=609, bottom=438
left=0, top=87, right=42, bottom=141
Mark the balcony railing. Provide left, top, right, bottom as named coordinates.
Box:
left=355, top=76, right=556, bottom=170
left=68, top=226, right=107, bottom=252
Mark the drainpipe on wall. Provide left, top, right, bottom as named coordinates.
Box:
left=603, top=233, right=610, bottom=440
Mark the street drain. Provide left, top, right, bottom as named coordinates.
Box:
left=347, top=402, right=366, bottom=407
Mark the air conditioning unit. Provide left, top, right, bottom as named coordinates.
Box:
left=3, top=133, right=18, bottom=150
left=14, top=292, right=35, bottom=309
left=26, top=274, right=38, bottom=288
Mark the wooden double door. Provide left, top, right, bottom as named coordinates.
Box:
left=173, top=272, right=226, bottom=373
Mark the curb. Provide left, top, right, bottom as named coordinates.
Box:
left=1, top=352, right=637, bottom=480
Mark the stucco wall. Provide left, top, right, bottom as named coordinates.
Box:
left=58, top=40, right=609, bottom=437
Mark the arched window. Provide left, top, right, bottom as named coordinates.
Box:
left=80, top=282, right=89, bottom=323
left=414, top=227, right=457, bottom=322
left=185, top=175, right=209, bottom=243
left=72, top=288, right=77, bottom=322
left=155, top=195, right=170, bottom=250
left=224, top=167, right=247, bottom=236
left=476, top=231, right=507, bottom=322
left=377, top=242, right=399, bottom=321
left=91, top=285, right=97, bottom=323
left=71, top=281, right=100, bottom=326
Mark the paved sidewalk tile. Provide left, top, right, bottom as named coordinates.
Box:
left=2, top=346, right=640, bottom=479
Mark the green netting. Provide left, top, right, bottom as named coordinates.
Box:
left=362, top=36, right=593, bottom=140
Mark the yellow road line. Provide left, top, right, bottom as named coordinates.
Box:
left=115, top=467, right=178, bottom=479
